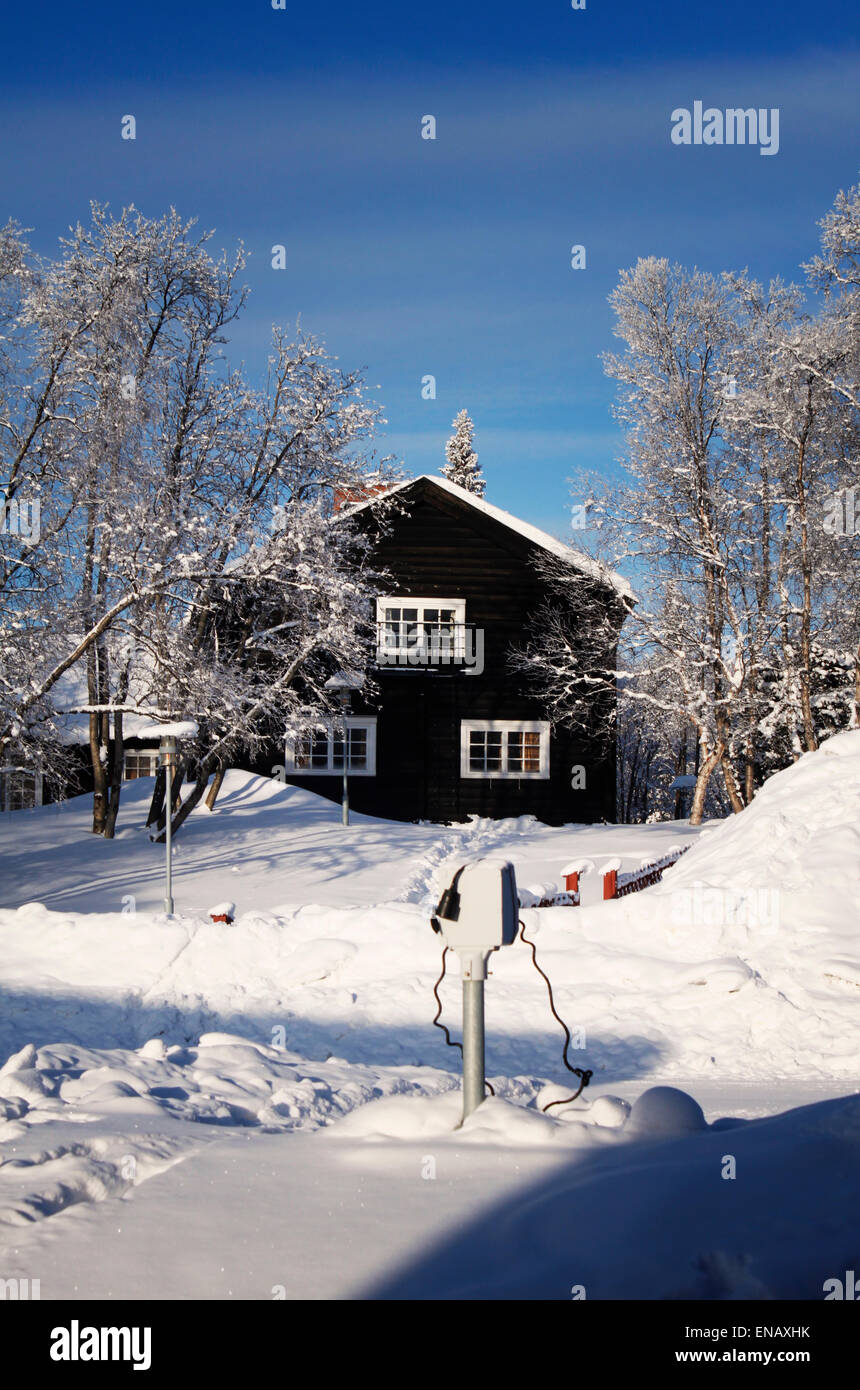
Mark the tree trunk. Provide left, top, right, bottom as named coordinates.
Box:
left=154, top=766, right=210, bottom=842
left=103, top=665, right=131, bottom=840
left=689, top=741, right=723, bottom=826
left=622, top=732, right=641, bottom=823
left=795, top=406, right=818, bottom=753
left=204, top=762, right=226, bottom=810
left=88, top=707, right=107, bottom=835
left=147, top=767, right=166, bottom=827
left=150, top=765, right=184, bottom=838
left=673, top=728, right=687, bottom=820
left=744, top=740, right=756, bottom=806
left=641, top=749, right=654, bottom=821
left=103, top=711, right=125, bottom=840
left=720, top=752, right=745, bottom=814
left=743, top=648, right=759, bottom=806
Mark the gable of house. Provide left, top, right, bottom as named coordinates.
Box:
left=271, top=475, right=624, bottom=825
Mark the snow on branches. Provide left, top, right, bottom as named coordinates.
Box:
left=442, top=409, right=484, bottom=497
left=522, top=176, right=860, bottom=822
left=0, top=205, right=400, bottom=837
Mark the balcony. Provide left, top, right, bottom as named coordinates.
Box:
left=375, top=622, right=483, bottom=672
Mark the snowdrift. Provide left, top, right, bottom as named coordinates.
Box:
left=1, top=738, right=859, bottom=1299
left=370, top=1088, right=860, bottom=1300
left=0, top=732, right=858, bottom=1095
left=581, top=728, right=860, bottom=1077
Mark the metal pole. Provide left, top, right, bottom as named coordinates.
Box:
left=164, top=756, right=173, bottom=914
left=161, top=736, right=177, bottom=915
left=341, top=693, right=350, bottom=826
left=461, top=976, right=486, bottom=1121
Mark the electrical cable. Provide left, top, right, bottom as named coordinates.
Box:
left=431, top=944, right=495, bottom=1097
left=518, top=918, right=592, bottom=1111
left=431, top=945, right=461, bottom=1054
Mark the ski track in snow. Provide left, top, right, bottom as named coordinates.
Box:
left=393, top=813, right=535, bottom=907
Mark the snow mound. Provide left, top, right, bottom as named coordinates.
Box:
left=587, top=1094, right=631, bottom=1128
left=370, top=1091, right=860, bottom=1300
left=648, top=729, right=860, bottom=945
left=627, top=1085, right=707, bottom=1138
left=1, top=737, right=859, bottom=1106
left=328, top=1091, right=596, bottom=1146
left=579, top=729, right=860, bottom=1076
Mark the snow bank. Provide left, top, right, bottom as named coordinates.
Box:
left=371, top=1088, right=860, bottom=1300
left=1, top=733, right=859, bottom=1106
left=0, top=1028, right=464, bottom=1233
left=1, top=738, right=858, bottom=1298
left=575, top=729, right=860, bottom=1076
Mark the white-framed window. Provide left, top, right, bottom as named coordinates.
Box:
left=1, top=768, right=43, bottom=812
left=460, top=720, right=550, bottom=780
left=376, top=596, right=466, bottom=662
left=285, top=717, right=377, bottom=776
left=124, top=749, right=160, bottom=780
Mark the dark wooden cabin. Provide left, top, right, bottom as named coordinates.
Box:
left=273, top=475, right=629, bottom=826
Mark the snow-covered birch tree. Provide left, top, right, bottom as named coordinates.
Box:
left=521, top=182, right=860, bottom=822
left=0, top=205, right=398, bottom=839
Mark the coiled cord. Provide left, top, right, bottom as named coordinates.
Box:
left=518, top=919, right=592, bottom=1111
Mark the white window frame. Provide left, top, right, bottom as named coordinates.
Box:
left=285, top=716, right=377, bottom=777
left=124, top=748, right=160, bottom=780
left=376, top=596, right=467, bottom=663
left=460, top=720, right=550, bottom=781
left=1, top=767, right=43, bottom=812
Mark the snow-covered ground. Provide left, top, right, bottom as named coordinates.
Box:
left=1, top=731, right=858, bottom=1298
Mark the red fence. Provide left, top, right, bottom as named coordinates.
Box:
left=517, top=845, right=691, bottom=910
left=604, top=845, right=690, bottom=900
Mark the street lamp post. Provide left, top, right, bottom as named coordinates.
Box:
left=160, top=734, right=178, bottom=913
left=324, top=672, right=364, bottom=828
left=137, top=719, right=199, bottom=917
left=338, top=689, right=350, bottom=826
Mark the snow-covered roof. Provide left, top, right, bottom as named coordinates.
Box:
left=342, top=474, right=634, bottom=601
left=136, top=720, right=199, bottom=741
left=324, top=671, right=365, bottom=692
left=43, top=662, right=171, bottom=746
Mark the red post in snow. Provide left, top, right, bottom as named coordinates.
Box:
left=603, top=869, right=617, bottom=900
left=564, top=871, right=579, bottom=895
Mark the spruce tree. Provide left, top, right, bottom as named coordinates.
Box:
left=442, top=410, right=485, bottom=497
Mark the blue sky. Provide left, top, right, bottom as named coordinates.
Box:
left=2, top=1, right=858, bottom=534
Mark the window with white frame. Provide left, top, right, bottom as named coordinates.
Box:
left=1, top=768, right=42, bottom=811
left=124, top=749, right=160, bottom=780
left=285, top=717, right=377, bottom=776
left=376, top=596, right=466, bottom=662
left=460, top=720, right=550, bottom=780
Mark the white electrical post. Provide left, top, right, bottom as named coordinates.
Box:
left=460, top=950, right=490, bottom=1120
left=431, top=858, right=519, bottom=1123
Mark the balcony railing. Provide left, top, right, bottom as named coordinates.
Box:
left=375, top=622, right=483, bottom=671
